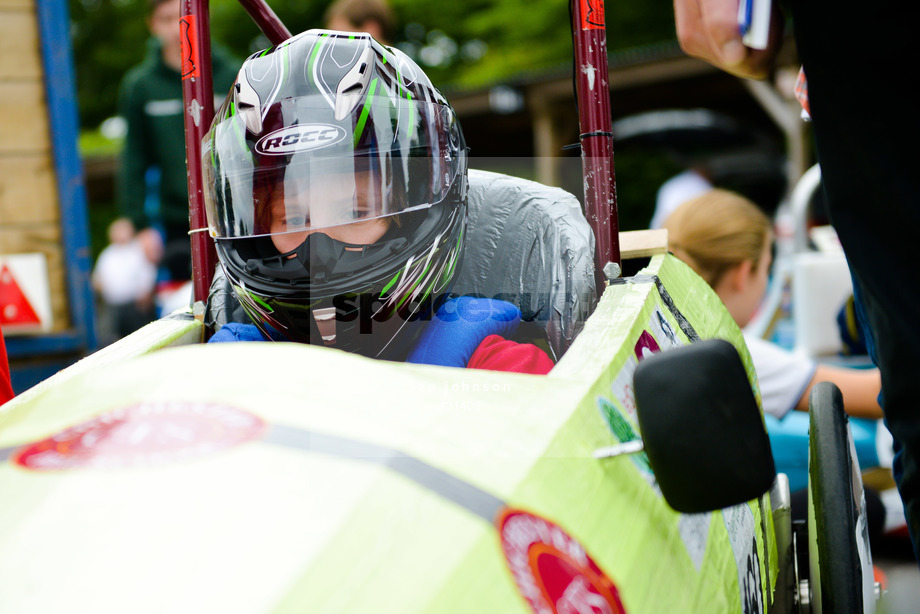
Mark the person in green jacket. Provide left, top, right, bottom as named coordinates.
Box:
left=115, top=0, right=239, bottom=281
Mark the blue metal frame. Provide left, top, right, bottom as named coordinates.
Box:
left=6, top=0, right=97, bottom=376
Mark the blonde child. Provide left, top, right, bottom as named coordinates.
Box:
left=663, top=189, right=882, bottom=421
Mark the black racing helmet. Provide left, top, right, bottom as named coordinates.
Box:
left=202, top=30, right=467, bottom=358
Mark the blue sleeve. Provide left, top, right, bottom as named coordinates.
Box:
left=406, top=297, right=521, bottom=368
left=208, top=322, right=269, bottom=343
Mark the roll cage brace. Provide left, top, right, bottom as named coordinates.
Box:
left=180, top=0, right=620, bottom=304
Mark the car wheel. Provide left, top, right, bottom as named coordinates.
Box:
left=806, top=381, right=875, bottom=613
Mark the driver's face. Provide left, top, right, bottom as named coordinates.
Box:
left=266, top=170, right=391, bottom=253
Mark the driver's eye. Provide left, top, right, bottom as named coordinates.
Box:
left=285, top=215, right=308, bottom=228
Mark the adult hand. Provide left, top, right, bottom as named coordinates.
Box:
left=673, top=0, right=783, bottom=79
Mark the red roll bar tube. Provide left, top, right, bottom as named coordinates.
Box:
left=571, top=0, right=620, bottom=283
left=238, top=0, right=292, bottom=44
left=183, top=0, right=618, bottom=304
left=180, top=0, right=291, bottom=306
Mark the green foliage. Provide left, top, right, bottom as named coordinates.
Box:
left=613, top=147, right=683, bottom=231
left=70, top=0, right=149, bottom=128
left=396, top=0, right=677, bottom=88
left=68, top=0, right=683, bottom=265
left=78, top=127, right=123, bottom=158
left=68, top=0, right=324, bottom=129
left=69, top=0, right=677, bottom=129
left=208, top=0, right=329, bottom=59
left=88, top=200, right=120, bottom=263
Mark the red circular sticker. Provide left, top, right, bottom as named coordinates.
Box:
left=13, top=401, right=266, bottom=471
left=498, top=509, right=626, bottom=614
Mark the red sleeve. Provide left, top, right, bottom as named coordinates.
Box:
left=0, top=326, right=13, bottom=405
left=466, top=334, right=554, bottom=375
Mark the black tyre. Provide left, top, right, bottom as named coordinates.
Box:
left=806, top=381, right=874, bottom=613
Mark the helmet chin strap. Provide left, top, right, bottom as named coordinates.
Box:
left=279, top=233, right=342, bottom=346
left=265, top=227, right=416, bottom=352
left=279, top=232, right=347, bottom=281
left=311, top=307, right=337, bottom=345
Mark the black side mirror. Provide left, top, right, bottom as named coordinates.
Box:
left=633, top=338, right=776, bottom=513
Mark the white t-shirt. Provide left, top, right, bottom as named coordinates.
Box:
left=743, top=334, right=817, bottom=419
left=92, top=241, right=157, bottom=306
left=650, top=169, right=713, bottom=229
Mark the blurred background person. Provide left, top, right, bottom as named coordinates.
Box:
left=663, top=189, right=883, bottom=423
left=324, top=0, right=396, bottom=44
left=116, top=0, right=239, bottom=283
left=92, top=218, right=161, bottom=344
left=649, top=164, right=712, bottom=229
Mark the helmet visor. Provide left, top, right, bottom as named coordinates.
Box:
left=204, top=97, right=464, bottom=241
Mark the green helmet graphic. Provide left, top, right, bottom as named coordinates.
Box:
left=203, top=30, right=468, bottom=358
